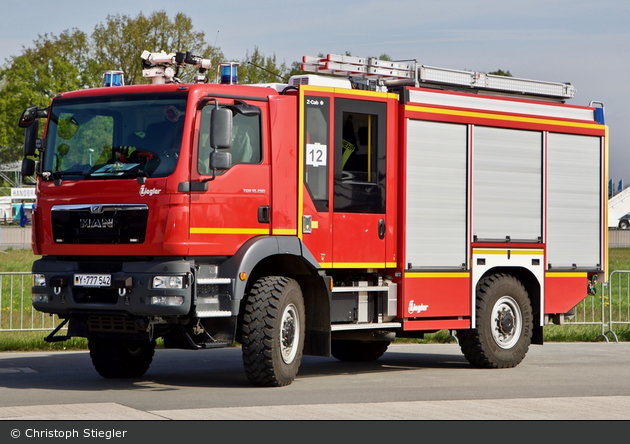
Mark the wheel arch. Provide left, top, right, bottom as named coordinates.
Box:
left=476, top=266, right=543, bottom=345
left=225, top=236, right=332, bottom=357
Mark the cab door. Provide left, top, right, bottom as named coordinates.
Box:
left=300, top=92, right=333, bottom=266
left=331, top=97, right=393, bottom=268
left=189, top=100, right=270, bottom=256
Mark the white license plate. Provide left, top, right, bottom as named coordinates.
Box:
left=74, top=274, right=111, bottom=287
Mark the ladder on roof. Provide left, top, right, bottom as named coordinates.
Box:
left=302, top=53, right=576, bottom=100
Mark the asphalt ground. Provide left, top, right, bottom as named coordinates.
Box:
left=1, top=342, right=629, bottom=421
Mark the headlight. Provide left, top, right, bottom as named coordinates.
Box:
left=152, top=276, right=184, bottom=289
left=33, top=274, right=46, bottom=287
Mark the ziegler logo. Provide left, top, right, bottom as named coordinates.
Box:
left=80, top=218, right=114, bottom=229
left=139, top=185, right=162, bottom=196
left=408, top=300, right=429, bottom=314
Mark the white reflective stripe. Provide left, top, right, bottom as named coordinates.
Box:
left=197, top=278, right=231, bottom=285
left=196, top=311, right=232, bottom=318
left=331, top=322, right=402, bottom=331
left=332, top=286, right=390, bottom=293
left=408, top=89, right=590, bottom=120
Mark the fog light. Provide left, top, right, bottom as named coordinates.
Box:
left=32, top=294, right=49, bottom=303
left=150, top=296, right=184, bottom=306
left=33, top=274, right=46, bottom=287
left=152, top=276, right=184, bottom=289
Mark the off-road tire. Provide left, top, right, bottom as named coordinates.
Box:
left=241, top=276, right=305, bottom=387
left=331, top=339, right=390, bottom=362
left=88, top=337, right=156, bottom=378
left=458, top=273, right=533, bottom=368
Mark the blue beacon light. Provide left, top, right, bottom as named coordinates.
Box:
left=219, top=63, right=239, bottom=84
left=102, top=70, right=125, bottom=87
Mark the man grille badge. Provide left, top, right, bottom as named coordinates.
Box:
left=90, top=205, right=104, bottom=214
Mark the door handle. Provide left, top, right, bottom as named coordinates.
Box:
left=258, top=206, right=270, bottom=223
left=378, top=218, right=385, bottom=240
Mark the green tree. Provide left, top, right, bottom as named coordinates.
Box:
left=0, top=11, right=223, bottom=164
left=238, top=46, right=289, bottom=84
left=287, top=60, right=307, bottom=79
left=92, top=11, right=223, bottom=85
left=0, top=28, right=93, bottom=163
left=489, top=69, right=513, bottom=77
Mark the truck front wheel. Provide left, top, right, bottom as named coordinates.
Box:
left=88, top=337, right=156, bottom=378
left=241, top=276, right=305, bottom=387
left=458, top=273, right=533, bottom=368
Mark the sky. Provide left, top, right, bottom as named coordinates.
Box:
left=2, top=0, right=629, bottom=185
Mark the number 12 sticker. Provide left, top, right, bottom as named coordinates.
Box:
left=306, top=143, right=327, bottom=167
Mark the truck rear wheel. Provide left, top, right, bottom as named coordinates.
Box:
left=331, top=339, right=390, bottom=362
left=458, top=273, right=533, bottom=368
left=88, top=337, right=156, bottom=378
left=241, top=276, right=305, bottom=387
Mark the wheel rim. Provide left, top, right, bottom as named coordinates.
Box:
left=280, top=303, right=300, bottom=364
left=491, top=296, right=522, bottom=349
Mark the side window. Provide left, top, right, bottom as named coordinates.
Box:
left=198, top=107, right=212, bottom=175
left=232, top=113, right=261, bottom=164
left=198, top=105, right=262, bottom=175
left=334, top=99, right=386, bottom=214
left=304, top=96, right=330, bottom=212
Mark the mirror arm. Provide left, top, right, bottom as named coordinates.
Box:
left=202, top=148, right=218, bottom=183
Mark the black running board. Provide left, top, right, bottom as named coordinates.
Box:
left=176, top=324, right=228, bottom=349
left=44, top=318, right=71, bottom=343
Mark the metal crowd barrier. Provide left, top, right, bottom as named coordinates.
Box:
left=603, top=271, right=630, bottom=342
left=0, top=270, right=627, bottom=341
left=0, top=272, right=64, bottom=332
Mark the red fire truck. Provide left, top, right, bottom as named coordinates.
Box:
left=20, top=51, right=608, bottom=387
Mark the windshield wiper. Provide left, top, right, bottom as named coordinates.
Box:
left=52, top=169, right=89, bottom=179
left=50, top=169, right=89, bottom=186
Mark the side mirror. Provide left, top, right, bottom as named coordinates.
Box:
left=210, top=107, right=232, bottom=149
left=18, top=105, right=38, bottom=128
left=23, top=120, right=39, bottom=156
left=209, top=151, right=232, bottom=170
left=21, top=158, right=35, bottom=180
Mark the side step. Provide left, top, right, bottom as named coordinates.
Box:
left=176, top=324, right=228, bottom=350
left=44, top=318, right=71, bottom=343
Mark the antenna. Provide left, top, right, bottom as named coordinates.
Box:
left=247, top=61, right=285, bottom=82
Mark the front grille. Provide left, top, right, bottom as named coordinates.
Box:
left=77, top=262, right=123, bottom=273
left=88, top=316, right=138, bottom=333
left=51, top=204, right=148, bottom=244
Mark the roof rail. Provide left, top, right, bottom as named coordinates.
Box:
left=302, top=53, right=576, bottom=100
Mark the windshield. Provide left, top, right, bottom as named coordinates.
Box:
left=43, top=92, right=187, bottom=180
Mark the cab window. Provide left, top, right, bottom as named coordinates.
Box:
left=198, top=105, right=262, bottom=175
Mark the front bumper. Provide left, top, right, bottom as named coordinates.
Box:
left=31, top=256, right=194, bottom=317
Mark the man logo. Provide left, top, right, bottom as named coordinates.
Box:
left=90, top=205, right=104, bottom=214
left=80, top=219, right=114, bottom=229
